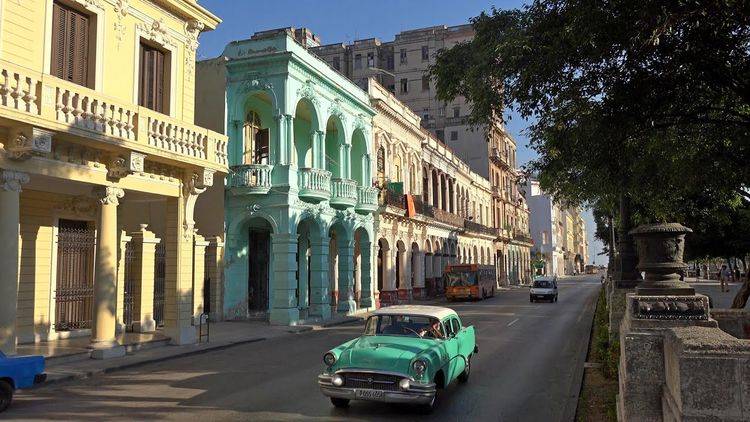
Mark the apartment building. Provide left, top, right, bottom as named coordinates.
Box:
left=0, top=0, right=227, bottom=357
left=313, top=24, right=533, bottom=285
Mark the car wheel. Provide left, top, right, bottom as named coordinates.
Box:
left=0, top=379, right=13, bottom=413
left=529, top=297, right=534, bottom=303
left=330, top=397, right=350, bottom=408
left=458, top=355, right=471, bottom=383
left=555, top=295, right=558, bottom=302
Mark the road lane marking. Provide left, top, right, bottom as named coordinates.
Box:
left=507, top=318, right=519, bottom=327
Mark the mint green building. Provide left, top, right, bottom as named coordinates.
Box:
left=197, top=29, right=378, bottom=325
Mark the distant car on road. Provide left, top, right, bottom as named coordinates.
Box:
left=0, top=351, right=46, bottom=412
left=530, top=276, right=558, bottom=303
left=318, top=305, right=477, bottom=413
left=585, top=265, right=598, bottom=274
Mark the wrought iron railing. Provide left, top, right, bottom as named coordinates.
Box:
left=153, top=243, right=166, bottom=327
left=228, top=164, right=273, bottom=189
left=380, top=187, right=406, bottom=209
left=123, top=242, right=136, bottom=330
left=54, top=222, right=96, bottom=331
left=464, top=219, right=498, bottom=236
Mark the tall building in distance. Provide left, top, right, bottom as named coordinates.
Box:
left=313, top=25, right=533, bottom=284
left=525, top=179, right=588, bottom=276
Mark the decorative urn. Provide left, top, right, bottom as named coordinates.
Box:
left=629, top=223, right=694, bottom=295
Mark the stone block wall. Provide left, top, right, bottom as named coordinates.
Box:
left=711, top=308, right=750, bottom=340
left=662, top=326, right=750, bottom=421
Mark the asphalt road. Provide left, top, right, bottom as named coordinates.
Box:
left=7, top=275, right=601, bottom=422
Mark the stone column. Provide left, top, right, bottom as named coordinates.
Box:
left=193, top=234, right=209, bottom=319
left=90, top=186, right=126, bottom=359
left=337, top=237, right=357, bottom=314
left=343, top=144, right=351, bottom=178
left=308, top=239, right=330, bottom=319
left=164, top=194, right=197, bottom=345
left=359, top=242, right=373, bottom=308
left=283, top=114, right=294, bottom=165
left=129, top=226, right=159, bottom=332
left=0, top=170, right=28, bottom=355
left=269, top=233, right=300, bottom=324
left=312, top=130, right=325, bottom=169
left=205, top=236, right=224, bottom=322
left=115, top=230, right=132, bottom=333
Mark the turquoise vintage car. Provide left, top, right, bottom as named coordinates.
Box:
left=318, top=305, right=477, bottom=411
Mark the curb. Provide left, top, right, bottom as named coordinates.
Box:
left=36, top=337, right=267, bottom=389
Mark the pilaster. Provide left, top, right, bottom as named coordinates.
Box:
left=269, top=233, right=300, bottom=324
left=359, top=242, right=373, bottom=307
left=129, top=225, right=160, bottom=332
left=309, top=239, right=331, bottom=319
left=337, top=237, right=357, bottom=314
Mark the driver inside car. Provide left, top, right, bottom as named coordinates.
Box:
left=419, top=319, right=445, bottom=339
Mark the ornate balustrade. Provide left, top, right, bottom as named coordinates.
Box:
left=355, top=186, right=378, bottom=213
left=380, top=187, right=406, bottom=209
left=0, top=60, right=228, bottom=170
left=227, top=164, right=273, bottom=194
left=298, top=167, right=331, bottom=202
left=330, top=178, right=357, bottom=208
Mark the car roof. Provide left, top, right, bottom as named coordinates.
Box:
left=534, top=276, right=556, bottom=281
left=372, top=305, right=457, bottom=320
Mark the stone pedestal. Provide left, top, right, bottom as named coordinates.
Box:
left=617, top=293, right=717, bottom=422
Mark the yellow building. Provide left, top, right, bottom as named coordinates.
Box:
left=0, top=0, right=227, bottom=357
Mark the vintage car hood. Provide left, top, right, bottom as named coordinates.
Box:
left=337, top=335, right=436, bottom=374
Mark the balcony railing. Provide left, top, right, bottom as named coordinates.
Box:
left=298, top=167, right=331, bottom=202
left=356, top=186, right=378, bottom=213
left=380, top=187, right=406, bottom=209
left=0, top=60, right=228, bottom=169
left=464, top=219, right=497, bottom=236
left=330, top=178, right=357, bottom=208
left=227, top=164, right=273, bottom=193
left=490, top=147, right=511, bottom=168
left=428, top=205, right=465, bottom=227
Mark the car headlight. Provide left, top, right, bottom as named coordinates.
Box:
left=332, top=374, right=344, bottom=387
left=399, top=378, right=410, bottom=391
left=323, top=352, right=336, bottom=367
left=412, top=359, right=427, bottom=376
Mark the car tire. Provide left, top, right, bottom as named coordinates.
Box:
left=555, top=295, right=558, bottom=302
left=529, top=297, right=534, bottom=303
left=0, top=379, right=12, bottom=413
left=458, top=355, right=471, bottom=383
left=330, top=397, right=350, bottom=408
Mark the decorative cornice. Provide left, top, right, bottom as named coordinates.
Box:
left=0, top=170, right=29, bottom=193
left=93, top=186, right=125, bottom=206
left=5, top=127, right=52, bottom=161
left=138, top=18, right=178, bottom=48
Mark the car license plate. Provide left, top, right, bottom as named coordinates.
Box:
left=356, top=389, right=384, bottom=400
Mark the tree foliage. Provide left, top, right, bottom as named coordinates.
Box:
left=429, top=0, right=750, bottom=223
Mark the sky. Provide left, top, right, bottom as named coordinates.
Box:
left=197, top=0, right=605, bottom=265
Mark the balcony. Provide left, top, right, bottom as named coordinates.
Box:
left=464, top=219, right=497, bottom=236
left=355, top=186, right=379, bottom=213
left=428, top=205, right=465, bottom=227
left=380, top=187, right=406, bottom=209
left=0, top=60, right=228, bottom=171
left=227, top=164, right=273, bottom=194
left=513, top=230, right=534, bottom=245
left=330, top=178, right=357, bottom=208
left=298, top=167, right=331, bottom=202
left=490, top=147, right=511, bottom=169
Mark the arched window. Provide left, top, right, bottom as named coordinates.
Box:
left=243, top=111, right=269, bottom=165
left=377, top=146, right=386, bottom=183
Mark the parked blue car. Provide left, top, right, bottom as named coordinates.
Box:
left=0, top=351, right=46, bottom=412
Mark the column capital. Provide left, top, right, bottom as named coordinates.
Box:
left=92, top=186, right=124, bottom=205
left=0, top=169, right=29, bottom=193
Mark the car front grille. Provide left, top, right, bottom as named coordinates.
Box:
left=341, top=372, right=402, bottom=391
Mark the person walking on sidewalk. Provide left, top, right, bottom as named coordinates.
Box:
left=719, top=264, right=731, bottom=292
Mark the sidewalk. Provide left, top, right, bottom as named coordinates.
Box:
left=32, top=316, right=362, bottom=388
left=686, top=278, right=749, bottom=309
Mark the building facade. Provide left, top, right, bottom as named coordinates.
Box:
left=0, top=0, right=227, bottom=356
left=195, top=28, right=379, bottom=325
left=369, top=80, right=496, bottom=305
left=526, top=179, right=588, bottom=276
left=312, top=25, right=533, bottom=286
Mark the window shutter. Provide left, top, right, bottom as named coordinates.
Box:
left=50, top=2, right=89, bottom=86
left=139, top=44, right=166, bottom=113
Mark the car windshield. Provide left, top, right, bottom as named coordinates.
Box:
left=444, top=271, right=477, bottom=287
left=364, top=315, right=445, bottom=339
left=533, top=279, right=553, bottom=288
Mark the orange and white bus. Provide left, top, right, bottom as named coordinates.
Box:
left=444, top=264, right=497, bottom=301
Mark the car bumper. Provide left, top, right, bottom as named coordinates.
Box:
left=33, top=373, right=47, bottom=384
left=530, top=294, right=555, bottom=299
left=318, top=374, right=436, bottom=405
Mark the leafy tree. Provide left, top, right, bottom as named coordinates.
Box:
left=429, top=0, right=750, bottom=300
